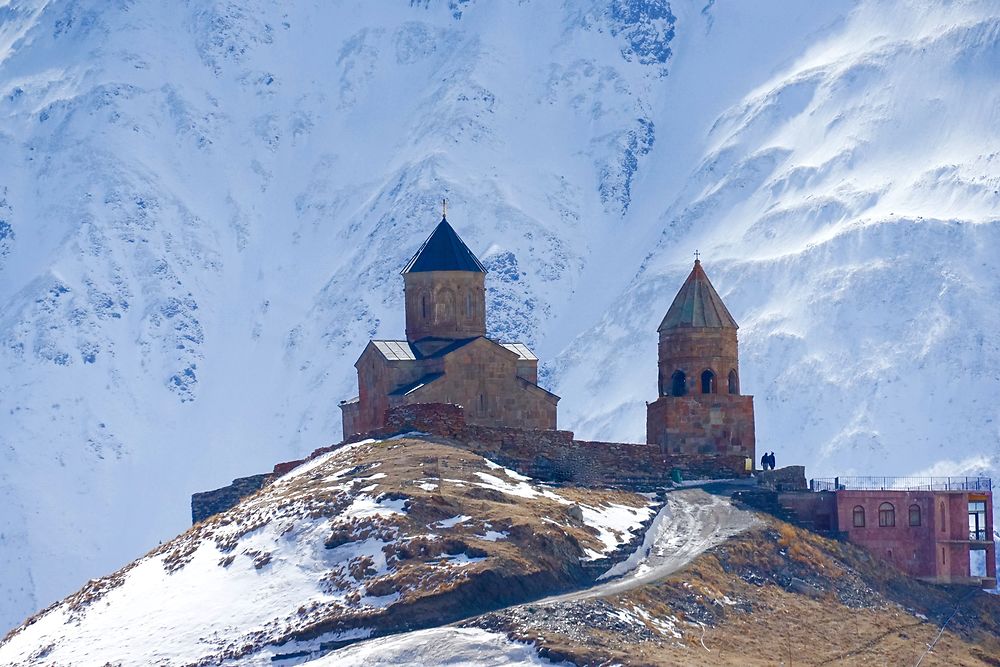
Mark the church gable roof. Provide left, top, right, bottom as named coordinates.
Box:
left=401, top=217, right=487, bottom=274
left=658, top=260, right=738, bottom=331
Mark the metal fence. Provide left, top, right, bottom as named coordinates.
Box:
left=810, top=476, right=993, bottom=493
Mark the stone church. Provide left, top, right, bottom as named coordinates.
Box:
left=646, top=258, right=755, bottom=458
left=340, top=213, right=559, bottom=436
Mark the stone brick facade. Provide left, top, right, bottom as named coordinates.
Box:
left=646, top=260, right=755, bottom=459
left=403, top=270, right=486, bottom=341
left=646, top=394, right=755, bottom=456
left=341, top=216, right=558, bottom=437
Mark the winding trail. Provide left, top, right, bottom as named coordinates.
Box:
left=316, top=484, right=756, bottom=665
left=539, top=486, right=756, bottom=604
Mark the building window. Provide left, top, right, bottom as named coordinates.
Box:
left=852, top=506, right=865, bottom=528
left=728, top=369, right=739, bottom=395
left=701, top=370, right=715, bottom=394
left=671, top=371, right=687, bottom=397
left=909, top=504, right=921, bottom=526
left=969, top=500, right=987, bottom=541
left=941, top=547, right=946, bottom=565
left=879, top=502, right=895, bottom=527
left=421, top=295, right=428, bottom=319
left=940, top=501, right=946, bottom=533
left=466, top=290, right=474, bottom=319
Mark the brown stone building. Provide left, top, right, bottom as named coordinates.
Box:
left=646, top=259, right=755, bottom=459
left=340, top=215, right=558, bottom=437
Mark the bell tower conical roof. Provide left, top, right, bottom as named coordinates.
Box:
left=401, top=216, right=487, bottom=274
left=658, top=259, right=738, bottom=331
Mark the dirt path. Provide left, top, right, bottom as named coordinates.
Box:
left=537, top=486, right=756, bottom=604
left=316, top=485, right=756, bottom=665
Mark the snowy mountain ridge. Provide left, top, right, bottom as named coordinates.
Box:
left=0, top=0, right=998, bottom=633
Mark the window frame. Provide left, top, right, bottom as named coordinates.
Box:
left=852, top=505, right=866, bottom=528
left=878, top=502, right=896, bottom=528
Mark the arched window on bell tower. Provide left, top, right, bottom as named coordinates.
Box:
left=701, top=370, right=715, bottom=394
left=728, top=369, right=739, bottom=395
left=671, top=371, right=687, bottom=397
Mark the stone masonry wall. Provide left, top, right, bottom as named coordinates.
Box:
left=196, top=403, right=750, bottom=524
left=658, top=328, right=739, bottom=397
left=646, top=394, right=755, bottom=458
left=348, top=403, right=749, bottom=489
left=191, top=473, right=271, bottom=524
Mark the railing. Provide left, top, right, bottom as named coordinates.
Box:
left=810, top=476, right=993, bottom=493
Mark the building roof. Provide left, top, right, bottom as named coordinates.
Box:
left=388, top=372, right=444, bottom=397
left=500, top=342, right=538, bottom=361
left=370, top=337, right=538, bottom=363
left=401, top=217, right=487, bottom=274
left=372, top=340, right=417, bottom=361
left=658, top=259, right=738, bottom=331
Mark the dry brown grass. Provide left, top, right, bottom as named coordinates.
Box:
left=479, top=515, right=1000, bottom=667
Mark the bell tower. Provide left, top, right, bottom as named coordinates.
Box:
left=646, top=259, right=755, bottom=458
left=402, top=209, right=487, bottom=342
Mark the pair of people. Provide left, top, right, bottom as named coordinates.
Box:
left=760, top=451, right=777, bottom=470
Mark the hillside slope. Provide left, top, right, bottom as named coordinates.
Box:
left=0, top=436, right=656, bottom=665
left=5, top=436, right=997, bottom=666
left=1, top=0, right=998, bottom=631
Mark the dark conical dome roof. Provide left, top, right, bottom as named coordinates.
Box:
left=658, top=260, right=738, bottom=331
left=401, top=217, right=487, bottom=274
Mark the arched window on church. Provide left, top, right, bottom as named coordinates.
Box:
left=939, top=501, right=946, bottom=533
left=909, top=504, right=921, bottom=526
left=671, top=371, right=687, bottom=397
left=701, top=370, right=715, bottom=394
left=421, top=294, right=428, bottom=319
left=728, top=369, right=739, bottom=395
left=466, top=290, right=474, bottom=319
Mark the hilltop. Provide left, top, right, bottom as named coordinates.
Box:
left=3, top=435, right=998, bottom=666
left=0, top=437, right=659, bottom=665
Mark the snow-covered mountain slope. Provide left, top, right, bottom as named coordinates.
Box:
left=0, top=0, right=998, bottom=632
left=0, top=436, right=654, bottom=665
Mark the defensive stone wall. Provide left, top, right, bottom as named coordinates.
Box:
left=191, top=473, right=271, bottom=524
left=350, top=403, right=749, bottom=489
left=194, top=403, right=750, bottom=524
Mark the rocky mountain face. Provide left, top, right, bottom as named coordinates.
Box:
left=0, top=0, right=998, bottom=632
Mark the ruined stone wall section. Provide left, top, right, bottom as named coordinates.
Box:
left=191, top=474, right=271, bottom=524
